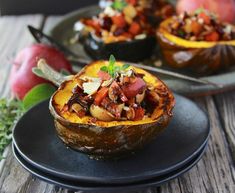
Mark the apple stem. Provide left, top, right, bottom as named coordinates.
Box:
left=37, top=59, right=72, bottom=87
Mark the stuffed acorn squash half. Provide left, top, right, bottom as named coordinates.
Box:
left=48, top=56, right=175, bottom=159
left=74, top=0, right=156, bottom=62
left=157, top=10, right=235, bottom=75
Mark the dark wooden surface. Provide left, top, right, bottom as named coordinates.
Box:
left=0, top=0, right=98, bottom=15
left=0, top=15, right=235, bottom=193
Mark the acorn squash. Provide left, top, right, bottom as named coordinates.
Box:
left=83, top=33, right=156, bottom=62
left=157, top=18, right=235, bottom=75
left=49, top=60, right=175, bottom=159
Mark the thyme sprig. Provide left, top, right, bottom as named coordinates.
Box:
left=111, top=0, right=127, bottom=11
left=0, top=99, right=25, bottom=160
left=100, top=55, right=130, bottom=78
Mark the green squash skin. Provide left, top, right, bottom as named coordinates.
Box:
left=83, top=34, right=156, bottom=62
left=49, top=96, right=173, bottom=160
left=52, top=114, right=170, bottom=160
left=157, top=32, right=235, bottom=75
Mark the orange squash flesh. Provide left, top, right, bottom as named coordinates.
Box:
left=157, top=18, right=235, bottom=75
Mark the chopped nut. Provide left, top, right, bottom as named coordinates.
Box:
left=149, top=90, right=160, bottom=103
left=135, top=34, right=147, bottom=40
left=102, top=78, right=113, bottom=87
left=154, top=60, right=162, bottom=67
left=171, top=21, right=180, bottom=30
left=125, top=15, right=133, bottom=24
left=136, top=90, right=145, bottom=104
left=71, top=103, right=83, bottom=114
left=190, top=36, right=197, bottom=41
left=183, top=19, right=192, bottom=33
left=123, top=5, right=137, bottom=19
left=204, top=25, right=213, bottom=32
left=126, top=107, right=135, bottom=120
left=198, top=18, right=204, bottom=24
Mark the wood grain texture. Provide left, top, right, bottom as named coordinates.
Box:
left=214, top=91, right=235, bottom=163
left=0, top=15, right=44, bottom=98
left=0, top=15, right=235, bottom=193
left=160, top=97, right=235, bottom=193
left=0, top=15, right=44, bottom=192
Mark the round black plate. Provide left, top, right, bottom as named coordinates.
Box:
left=13, top=143, right=207, bottom=193
left=13, top=94, right=210, bottom=185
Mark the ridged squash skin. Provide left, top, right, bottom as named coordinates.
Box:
left=157, top=18, right=235, bottom=75
left=49, top=61, right=175, bottom=159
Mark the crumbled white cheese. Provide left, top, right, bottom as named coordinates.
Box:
left=104, top=6, right=117, bottom=17
left=224, top=25, right=233, bottom=34
left=99, top=0, right=112, bottom=9
left=135, top=34, right=147, bottom=40
left=83, top=81, right=101, bottom=95
left=74, top=21, right=85, bottom=31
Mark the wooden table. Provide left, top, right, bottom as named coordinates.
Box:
left=0, top=15, right=235, bottom=193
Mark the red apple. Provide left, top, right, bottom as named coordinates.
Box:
left=10, top=44, right=73, bottom=100
left=176, top=0, right=235, bottom=23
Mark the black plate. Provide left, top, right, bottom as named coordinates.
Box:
left=13, top=143, right=207, bottom=193
left=13, top=94, right=210, bottom=185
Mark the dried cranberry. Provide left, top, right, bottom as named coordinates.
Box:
left=114, top=28, right=125, bottom=36
left=101, top=16, right=113, bottom=31
left=215, top=25, right=224, bottom=35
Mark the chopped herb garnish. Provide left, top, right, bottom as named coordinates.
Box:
left=194, top=8, right=206, bottom=15
left=111, top=0, right=127, bottom=11
left=122, top=63, right=130, bottom=70
left=109, top=55, right=116, bottom=77
left=194, top=8, right=217, bottom=19
left=100, top=66, right=108, bottom=72
left=100, top=55, right=130, bottom=78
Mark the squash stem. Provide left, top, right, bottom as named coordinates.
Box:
left=37, top=59, right=72, bottom=87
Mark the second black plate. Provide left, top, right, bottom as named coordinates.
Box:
left=13, top=94, right=210, bottom=185
left=13, top=143, right=207, bottom=193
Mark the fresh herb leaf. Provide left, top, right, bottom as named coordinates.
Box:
left=108, top=55, right=116, bottom=77
left=194, top=8, right=206, bottom=15
left=114, top=66, right=121, bottom=72
left=109, top=54, right=116, bottom=66
left=23, top=83, right=56, bottom=110
left=100, top=55, right=131, bottom=78
left=0, top=99, right=25, bottom=160
left=122, top=63, right=130, bottom=70
left=100, top=66, right=108, bottom=72
left=112, top=0, right=127, bottom=11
